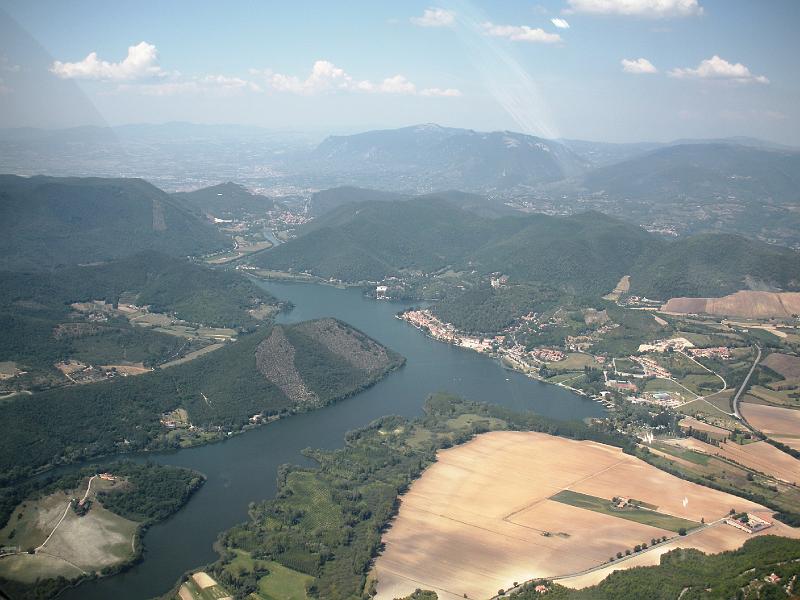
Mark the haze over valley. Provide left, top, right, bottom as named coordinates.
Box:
left=1, top=2, right=799, bottom=599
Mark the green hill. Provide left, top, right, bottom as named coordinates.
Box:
left=584, top=143, right=800, bottom=201
left=630, top=233, right=800, bottom=299
left=309, top=186, right=405, bottom=217
left=0, top=318, right=403, bottom=482
left=173, top=181, right=275, bottom=219
left=258, top=198, right=495, bottom=281
left=0, top=175, right=228, bottom=270
left=0, top=253, right=278, bottom=389
left=253, top=198, right=800, bottom=303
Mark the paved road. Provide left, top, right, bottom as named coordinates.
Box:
left=732, top=345, right=762, bottom=421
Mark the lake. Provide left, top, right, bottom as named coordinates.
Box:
left=62, top=281, right=604, bottom=600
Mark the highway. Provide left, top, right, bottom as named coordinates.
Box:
left=732, top=345, right=762, bottom=421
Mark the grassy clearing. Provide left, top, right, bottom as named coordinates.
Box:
left=749, top=385, right=800, bottom=408
left=258, top=560, right=313, bottom=600
left=550, top=490, right=699, bottom=533
left=705, top=390, right=735, bottom=413
left=160, top=343, right=226, bottom=369
left=643, top=378, right=690, bottom=396
left=547, top=353, right=600, bottom=372
left=677, top=399, right=739, bottom=431
left=546, top=372, right=586, bottom=385
left=652, top=442, right=710, bottom=465
left=445, top=413, right=507, bottom=431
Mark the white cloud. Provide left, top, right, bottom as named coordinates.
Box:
left=420, top=87, right=462, bottom=97
left=268, top=60, right=354, bottom=94
left=668, top=55, right=768, bottom=84
left=481, top=22, right=562, bottom=43
left=115, top=74, right=260, bottom=96
left=551, top=17, right=571, bottom=28
left=260, top=60, right=461, bottom=97
left=375, top=75, right=417, bottom=94
left=50, top=41, right=165, bottom=81
left=0, top=77, right=9, bottom=95
left=566, top=0, right=703, bottom=18
left=621, top=57, right=658, bottom=74
left=411, top=7, right=456, bottom=27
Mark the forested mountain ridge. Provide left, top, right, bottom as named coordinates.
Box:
left=253, top=199, right=800, bottom=300
left=172, top=181, right=275, bottom=219
left=0, top=175, right=228, bottom=270
left=309, top=186, right=518, bottom=219
left=0, top=318, right=403, bottom=482
left=0, top=252, right=278, bottom=391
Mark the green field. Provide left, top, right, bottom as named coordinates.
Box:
left=651, top=442, right=710, bottom=465
left=258, top=561, right=313, bottom=600
left=550, top=490, right=699, bottom=533
left=547, top=353, right=600, bottom=372
left=677, top=398, right=739, bottom=431
left=643, top=377, right=691, bottom=396
left=445, top=413, right=507, bottom=431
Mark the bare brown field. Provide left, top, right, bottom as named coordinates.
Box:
left=100, top=363, right=152, bottom=376
left=192, top=571, right=218, bottom=588
left=742, top=402, right=800, bottom=439
left=780, top=438, right=800, bottom=451
left=556, top=525, right=763, bottom=589
left=661, top=291, right=800, bottom=319
left=668, top=438, right=800, bottom=484
left=372, top=431, right=781, bottom=600
left=763, top=353, right=800, bottom=379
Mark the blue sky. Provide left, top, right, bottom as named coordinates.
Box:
left=1, top=0, right=798, bottom=143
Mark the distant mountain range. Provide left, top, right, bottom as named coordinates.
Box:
left=2, top=122, right=798, bottom=245
left=310, top=124, right=586, bottom=189
left=582, top=142, right=800, bottom=201
left=0, top=175, right=228, bottom=270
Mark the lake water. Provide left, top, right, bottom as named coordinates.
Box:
left=62, top=281, right=604, bottom=600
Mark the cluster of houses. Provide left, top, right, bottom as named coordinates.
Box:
left=638, top=337, right=695, bottom=353
left=531, top=348, right=566, bottom=362
left=688, top=346, right=732, bottom=359
left=490, top=274, right=509, bottom=289
left=634, top=356, right=672, bottom=379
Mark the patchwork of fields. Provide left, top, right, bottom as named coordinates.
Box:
left=742, top=401, right=800, bottom=450
left=372, top=431, right=796, bottom=600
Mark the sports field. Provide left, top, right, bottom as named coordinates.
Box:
left=372, top=431, right=793, bottom=600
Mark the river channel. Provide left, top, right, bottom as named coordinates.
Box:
left=62, top=281, right=604, bottom=600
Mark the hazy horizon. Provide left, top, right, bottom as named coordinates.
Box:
left=1, top=0, right=799, bottom=145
